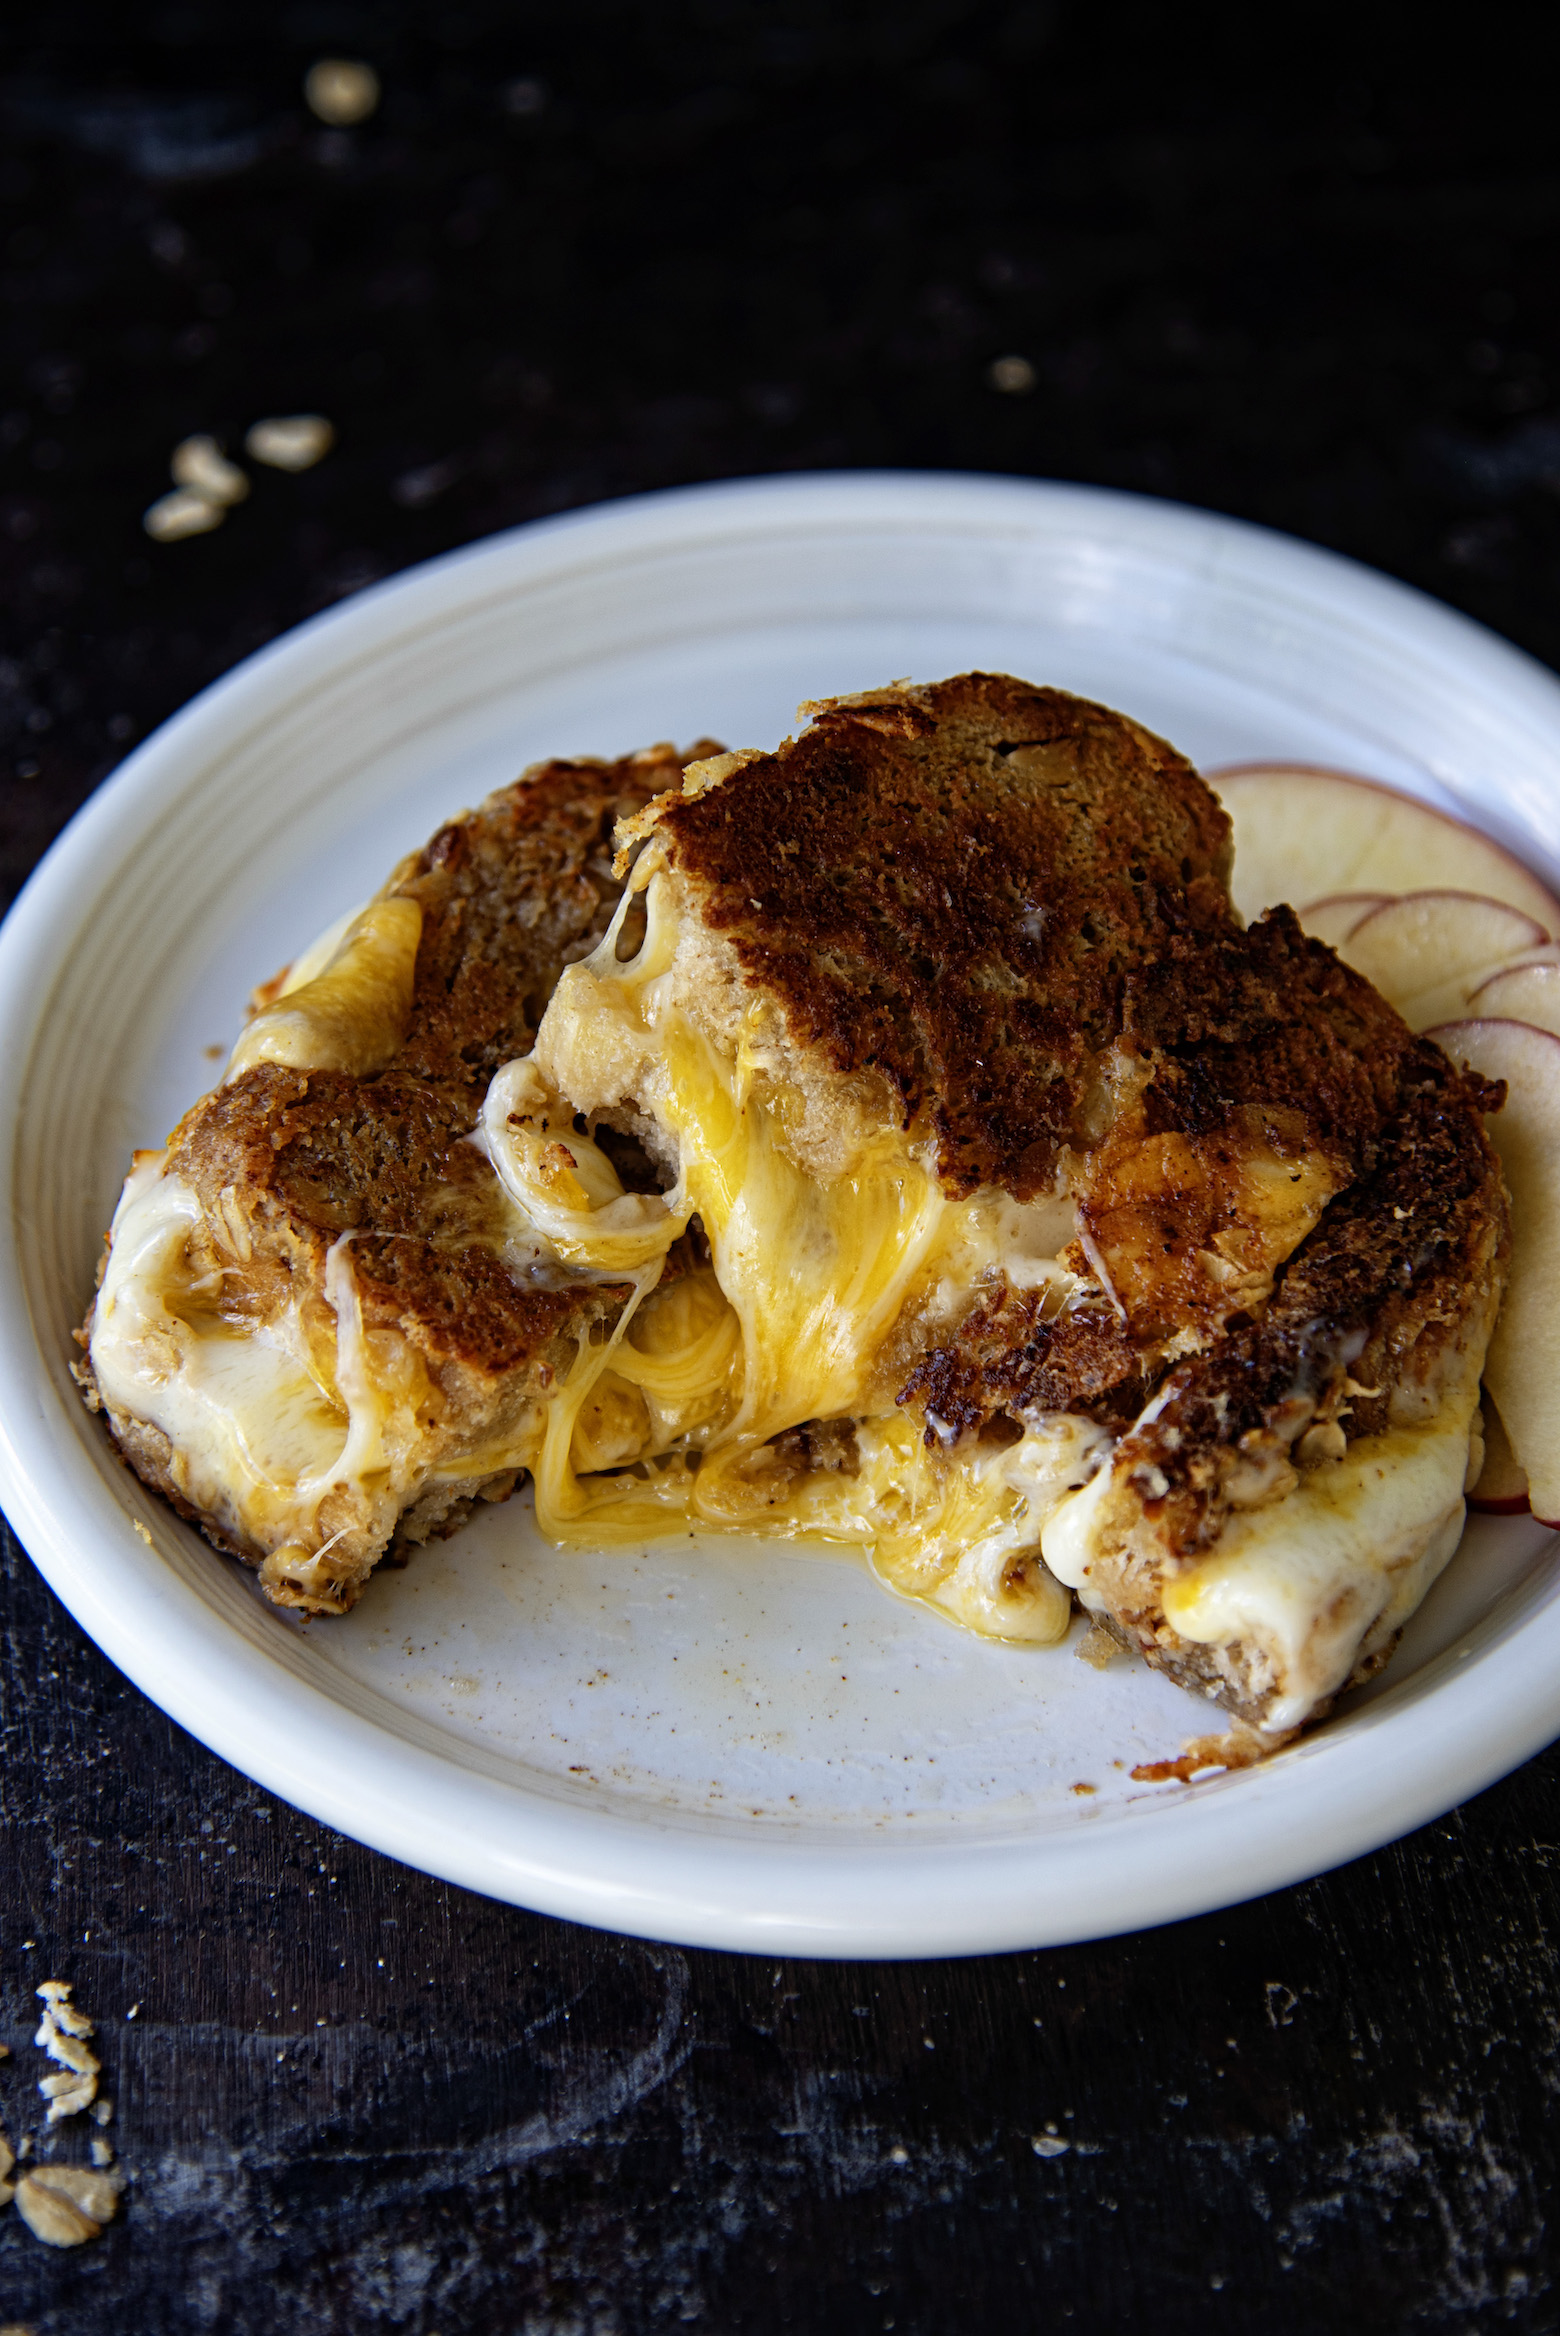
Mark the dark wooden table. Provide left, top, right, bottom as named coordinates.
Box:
left=2, top=8, right=1557, bottom=2328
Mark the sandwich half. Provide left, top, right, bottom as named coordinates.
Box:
left=80, top=674, right=1508, bottom=1747
left=78, top=741, right=710, bottom=1611
left=487, top=673, right=1509, bottom=1738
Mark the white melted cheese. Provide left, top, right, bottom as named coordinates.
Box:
left=91, top=1160, right=349, bottom=1533
left=1042, top=1386, right=1479, bottom=1734
left=88, top=1157, right=489, bottom=1604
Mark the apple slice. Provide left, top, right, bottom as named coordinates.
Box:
left=1209, top=764, right=1560, bottom=931
left=1299, top=892, right=1391, bottom=947
left=1468, top=1391, right=1530, bottom=1515
left=1467, top=961, right=1560, bottom=1040
left=1423, top=1016, right=1560, bottom=1525
left=1340, top=892, right=1550, bottom=1029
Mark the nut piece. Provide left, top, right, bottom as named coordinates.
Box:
left=143, top=488, right=223, bottom=542
left=170, top=435, right=249, bottom=507
left=245, top=414, right=335, bottom=471
left=304, top=59, right=380, bottom=125
left=14, top=2164, right=122, bottom=2247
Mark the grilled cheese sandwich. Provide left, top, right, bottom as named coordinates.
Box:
left=79, top=674, right=1509, bottom=1745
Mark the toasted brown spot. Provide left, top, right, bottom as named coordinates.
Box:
left=649, top=674, right=1235, bottom=1196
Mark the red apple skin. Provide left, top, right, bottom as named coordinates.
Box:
left=1468, top=960, right=1560, bottom=1007
left=1208, top=762, right=1560, bottom=931
left=1347, top=890, right=1549, bottom=951
left=1298, top=891, right=1390, bottom=913
left=1297, top=892, right=1391, bottom=943
left=1468, top=1490, right=1533, bottom=1516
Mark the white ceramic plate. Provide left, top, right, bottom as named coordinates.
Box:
left=3, top=473, right=1558, bottom=1958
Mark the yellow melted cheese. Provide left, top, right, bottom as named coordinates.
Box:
left=226, top=896, right=423, bottom=1081
left=477, top=851, right=1090, bottom=1640
left=92, top=1165, right=366, bottom=1575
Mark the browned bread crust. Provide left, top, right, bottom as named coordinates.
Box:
left=384, top=751, right=724, bottom=1094
left=646, top=674, right=1236, bottom=1196
left=900, top=912, right=1503, bottom=1433
left=1104, top=1057, right=1507, bottom=1560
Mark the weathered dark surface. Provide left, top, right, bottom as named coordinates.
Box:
left=2, top=4, right=1559, bottom=2328
left=2, top=1522, right=1556, bottom=2332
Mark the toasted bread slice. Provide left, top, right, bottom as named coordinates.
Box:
left=598, top=671, right=1238, bottom=1193
left=78, top=743, right=714, bottom=1611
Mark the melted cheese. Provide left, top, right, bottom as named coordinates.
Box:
left=1042, top=1376, right=1481, bottom=1733
left=89, top=1157, right=534, bottom=1608
left=92, top=1160, right=351, bottom=1537
left=478, top=853, right=1088, bottom=1639
left=226, top=896, right=422, bottom=1080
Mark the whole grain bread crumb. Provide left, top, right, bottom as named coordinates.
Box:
left=1074, top=1620, right=1122, bottom=1670
left=14, top=2164, right=122, bottom=2246
left=1131, top=1723, right=1278, bottom=1783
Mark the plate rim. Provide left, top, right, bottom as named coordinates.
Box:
left=3, top=467, right=1558, bottom=1959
